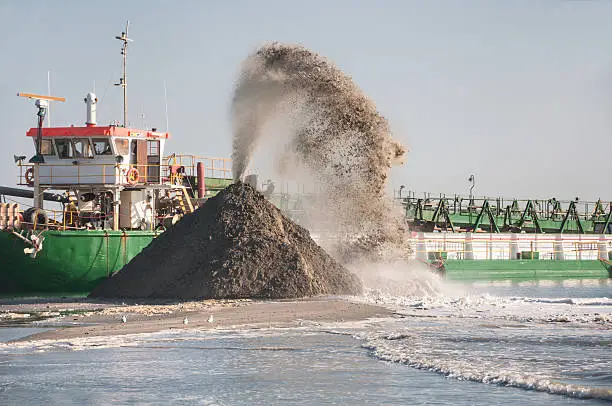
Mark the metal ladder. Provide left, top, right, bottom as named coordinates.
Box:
left=175, top=186, right=194, bottom=214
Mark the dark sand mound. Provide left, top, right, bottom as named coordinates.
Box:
left=90, top=183, right=362, bottom=299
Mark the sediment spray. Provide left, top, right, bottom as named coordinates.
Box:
left=231, top=42, right=409, bottom=263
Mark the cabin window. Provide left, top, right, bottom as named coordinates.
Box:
left=72, top=138, right=93, bottom=158
left=114, top=139, right=129, bottom=155
left=55, top=139, right=73, bottom=159
left=92, top=138, right=112, bottom=155
left=131, top=140, right=137, bottom=162
left=41, top=139, right=55, bottom=155
left=147, top=140, right=161, bottom=183
left=147, top=140, right=159, bottom=156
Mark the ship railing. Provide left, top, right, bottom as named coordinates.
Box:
left=398, top=190, right=612, bottom=222
left=17, top=162, right=165, bottom=186
left=410, top=233, right=612, bottom=261
left=16, top=159, right=231, bottom=186
left=13, top=205, right=165, bottom=232
left=396, top=198, right=612, bottom=227
left=162, top=155, right=232, bottom=181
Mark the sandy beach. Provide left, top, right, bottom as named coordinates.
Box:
left=0, top=297, right=392, bottom=342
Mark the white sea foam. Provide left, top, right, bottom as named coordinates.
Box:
left=0, top=321, right=380, bottom=355
left=360, top=325, right=612, bottom=401
left=358, top=285, right=612, bottom=326
left=363, top=337, right=611, bottom=400
left=352, top=276, right=612, bottom=401
left=512, top=297, right=612, bottom=306
left=3, top=279, right=610, bottom=401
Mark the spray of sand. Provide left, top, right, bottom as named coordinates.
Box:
left=231, top=42, right=408, bottom=262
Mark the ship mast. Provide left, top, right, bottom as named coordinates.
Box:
left=115, top=21, right=132, bottom=127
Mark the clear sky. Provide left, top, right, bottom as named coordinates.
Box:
left=1, top=1, right=611, bottom=201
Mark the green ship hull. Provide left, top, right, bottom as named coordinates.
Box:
left=0, top=229, right=158, bottom=296
left=0, top=174, right=234, bottom=297
left=440, top=259, right=611, bottom=281
left=2, top=228, right=610, bottom=297
left=2, top=186, right=611, bottom=296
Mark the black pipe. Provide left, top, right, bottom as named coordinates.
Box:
left=0, top=186, right=69, bottom=203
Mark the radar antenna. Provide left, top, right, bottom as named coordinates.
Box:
left=17, top=92, right=65, bottom=209
left=16, top=92, right=65, bottom=164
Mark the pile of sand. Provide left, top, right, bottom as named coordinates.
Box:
left=90, top=183, right=362, bottom=300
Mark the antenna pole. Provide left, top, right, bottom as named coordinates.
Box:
left=164, top=80, right=169, bottom=132
left=123, top=22, right=127, bottom=126
left=115, top=21, right=131, bottom=127
left=47, top=71, right=51, bottom=127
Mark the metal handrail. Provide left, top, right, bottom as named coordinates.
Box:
left=163, top=155, right=232, bottom=179
left=413, top=234, right=611, bottom=260
left=16, top=157, right=232, bottom=186
left=399, top=192, right=611, bottom=220
left=15, top=204, right=163, bottom=232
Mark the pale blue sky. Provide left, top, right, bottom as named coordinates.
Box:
left=1, top=1, right=611, bottom=200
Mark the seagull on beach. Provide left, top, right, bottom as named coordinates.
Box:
left=208, top=314, right=214, bottom=323
left=183, top=317, right=189, bottom=325
left=121, top=315, right=127, bottom=323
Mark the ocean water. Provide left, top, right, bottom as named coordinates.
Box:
left=0, top=280, right=610, bottom=405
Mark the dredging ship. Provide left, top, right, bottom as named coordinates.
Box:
left=396, top=188, right=612, bottom=281
left=1, top=26, right=609, bottom=296
left=0, top=25, right=233, bottom=295
left=272, top=189, right=612, bottom=281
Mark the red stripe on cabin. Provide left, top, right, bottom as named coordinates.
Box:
left=25, top=126, right=170, bottom=139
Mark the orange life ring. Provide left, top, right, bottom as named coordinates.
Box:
left=25, top=167, right=35, bottom=186
left=126, top=167, right=140, bottom=185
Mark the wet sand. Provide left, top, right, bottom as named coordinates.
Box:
left=0, top=297, right=392, bottom=342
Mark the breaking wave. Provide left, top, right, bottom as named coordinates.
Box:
left=358, top=285, right=612, bottom=401
left=362, top=333, right=612, bottom=400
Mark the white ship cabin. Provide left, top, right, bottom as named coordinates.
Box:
left=25, top=93, right=169, bottom=187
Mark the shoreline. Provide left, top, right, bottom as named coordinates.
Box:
left=0, top=297, right=393, bottom=342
